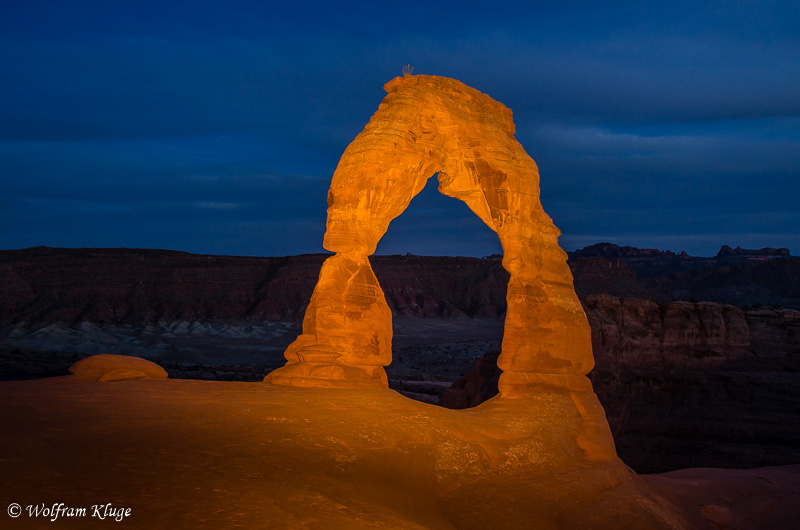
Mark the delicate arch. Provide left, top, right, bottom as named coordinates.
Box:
left=265, top=75, right=593, bottom=397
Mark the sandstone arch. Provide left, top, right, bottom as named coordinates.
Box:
left=265, top=75, right=594, bottom=398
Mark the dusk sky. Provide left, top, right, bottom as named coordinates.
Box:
left=2, top=1, right=798, bottom=257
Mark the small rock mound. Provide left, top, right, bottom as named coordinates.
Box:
left=69, top=354, right=168, bottom=382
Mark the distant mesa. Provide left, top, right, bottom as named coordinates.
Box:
left=717, top=244, right=790, bottom=257
left=569, top=242, right=675, bottom=259
left=570, top=241, right=793, bottom=260
left=69, top=354, right=168, bottom=382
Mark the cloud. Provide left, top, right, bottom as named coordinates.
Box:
left=528, top=118, right=800, bottom=208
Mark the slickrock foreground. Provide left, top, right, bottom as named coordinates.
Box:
left=2, top=377, right=799, bottom=528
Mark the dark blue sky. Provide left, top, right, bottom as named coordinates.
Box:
left=2, top=1, right=798, bottom=257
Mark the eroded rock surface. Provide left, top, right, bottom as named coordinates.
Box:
left=266, top=75, right=592, bottom=397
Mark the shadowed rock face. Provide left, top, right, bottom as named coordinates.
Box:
left=440, top=296, right=800, bottom=472
left=1, top=248, right=797, bottom=326
left=266, top=75, right=593, bottom=398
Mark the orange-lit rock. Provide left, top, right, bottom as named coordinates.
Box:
left=3, top=378, right=799, bottom=528
left=68, top=354, right=168, bottom=382
left=266, top=74, right=592, bottom=397
left=265, top=253, right=392, bottom=388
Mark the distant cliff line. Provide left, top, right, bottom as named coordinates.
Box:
left=0, top=244, right=798, bottom=326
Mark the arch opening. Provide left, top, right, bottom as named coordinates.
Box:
left=367, top=173, right=507, bottom=407
left=374, top=173, right=503, bottom=258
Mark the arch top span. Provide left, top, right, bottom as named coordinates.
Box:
left=383, top=74, right=516, bottom=135
left=265, top=74, right=594, bottom=398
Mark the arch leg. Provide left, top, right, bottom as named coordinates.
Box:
left=265, top=253, right=392, bottom=387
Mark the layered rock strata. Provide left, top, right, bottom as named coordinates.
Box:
left=2, top=247, right=797, bottom=325
left=440, top=296, right=800, bottom=472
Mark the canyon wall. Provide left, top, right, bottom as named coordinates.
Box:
left=4, top=247, right=798, bottom=326
left=0, top=248, right=513, bottom=325
left=587, top=295, right=800, bottom=472
left=443, top=296, right=800, bottom=472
